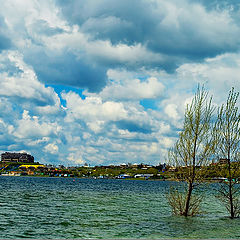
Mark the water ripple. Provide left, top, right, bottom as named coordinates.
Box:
left=0, top=176, right=238, bottom=239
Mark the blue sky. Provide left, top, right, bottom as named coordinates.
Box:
left=0, top=0, right=240, bottom=166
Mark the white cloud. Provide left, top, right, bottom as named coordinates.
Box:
left=164, top=104, right=180, bottom=120
left=0, top=0, right=239, bottom=167
left=67, top=152, right=85, bottom=165
left=40, top=27, right=168, bottom=68
left=14, top=110, right=60, bottom=139
left=62, top=91, right=128, bottom=123
left=88, top=77, right=165, bottom=101
left=0, top=51, right=59, bottom=106
left=1, top=0, right=69, bottom=48
left=26, top=137, right=50, bottom=146
left=159, top=136, right=175, bottom=149
left=87, top=121, right=105, bottom=133
left=176, top=52, right=240, bottom=103
left=44, top=143, right=59, bottom=155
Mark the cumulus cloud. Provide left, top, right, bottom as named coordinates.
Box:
left=88, top=77, right=165, bottom=101
left=0, top=0, right=239, bottom=166
left=0, top=0, right=239, bottom=93
left=164, top=104, right=181, bottom=120
left=178, top=53, right=240, bottom=90
left=44, top=143, right=59, bottom=155
left=62, top=91, right=128, bottom=122
left=13, top=110, right=60, bottom=139
left=67, top=151, right=85, bottom=165
left=0, top=51, right=59, bottom=106
left=56, top=0, right=240, bottom=64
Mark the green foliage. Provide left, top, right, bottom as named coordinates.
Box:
left=214, top=88, right=240, bottom=161
left=213, top=87, right=240, bottom=218
left=168, top=85, right=215, bottom=216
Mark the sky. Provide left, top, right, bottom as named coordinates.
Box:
left=0, top=0, right=240, bottom=166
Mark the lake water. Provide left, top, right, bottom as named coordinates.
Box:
left=0, top=176, right=239, bottom=239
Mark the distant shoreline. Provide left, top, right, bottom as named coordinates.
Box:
left=0, top=174, right=226, bottom=184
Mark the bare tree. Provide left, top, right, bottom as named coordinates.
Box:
left=168, top=86, right=215, bottom=216
left=214, top=87, right=240, bottom=218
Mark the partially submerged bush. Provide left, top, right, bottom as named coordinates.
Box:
left=216, top=183, right=240, bottom=218
left=167, top=186, right=202, bottom=216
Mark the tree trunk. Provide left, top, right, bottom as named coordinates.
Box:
left=183, top=181, right=193, bottom=216
left=227, top=154, right=234, bottom=218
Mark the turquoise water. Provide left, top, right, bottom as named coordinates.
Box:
left=0, top=176, right=239, bottom=239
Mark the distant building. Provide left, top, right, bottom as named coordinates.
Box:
left=134, top=173, right=154, bottom=178
left=1, top=152, right=34, bottom=163
left=120, top=163, right=128, bottom=168
left=168, top=166, right=177, bottom=172
left=117, top=174, right=131, bottom=179
left=219, top=158, right=228, bottom=165
left=84, top=163, right=90, bottom=168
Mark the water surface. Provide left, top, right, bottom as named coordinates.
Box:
left=0, top=176, right=239, bottom=239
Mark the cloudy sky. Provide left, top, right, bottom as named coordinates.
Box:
left=0, top=0, right=240, bottom=166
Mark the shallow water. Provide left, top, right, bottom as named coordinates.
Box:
left=0, top=176, right=239, bottom=239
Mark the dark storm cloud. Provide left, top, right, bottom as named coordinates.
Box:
left=4, top=0, right=237, bottom=93
left=56, top=0, right=155, bottom=45
left=24, top=51, right=107, bottom=92
left=55, top=0, right=240, bottom=69
left=0, top=54, right=58, bottom=107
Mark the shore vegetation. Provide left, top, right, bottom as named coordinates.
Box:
left=213, top=88, right=240, bottom=218
left=168, top=86, right=215, bottom=216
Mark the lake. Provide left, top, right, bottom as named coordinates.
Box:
left=0, top=176, right=239, bottom=239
